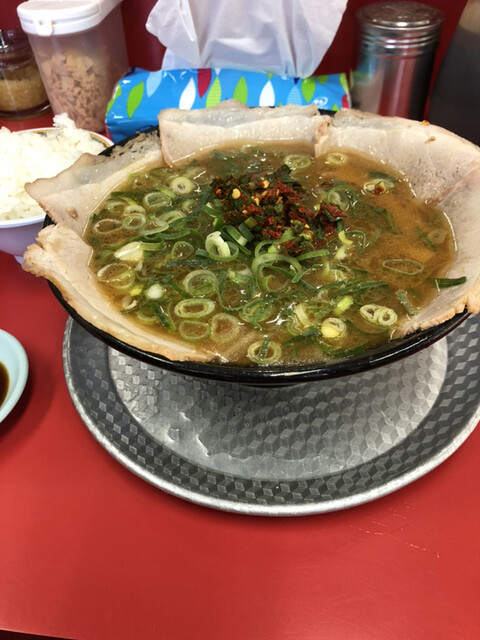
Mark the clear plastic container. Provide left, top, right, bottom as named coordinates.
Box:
left=17, top=0, right=129, bottom=132
left=0, top=28, right=49, bottom=119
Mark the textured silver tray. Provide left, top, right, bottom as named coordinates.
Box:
left=63, top=315, right=480, bottom=516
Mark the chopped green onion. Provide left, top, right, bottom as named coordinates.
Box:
left=334, top=244, right=349, bottom=261
left=382, top=259, right=424, bottom=276
left=240, top=299, right=274, bottom=326
left=145, top=283, right=166, bottom=300
left=324, top=152, right=347, bottom=166
left=374, top=307, right=398, bottom=326
left=254, top=240, right=277, bottom=257
left=157, top=210, right=186, bottom=225
left=178, top=320, right=210, bottom=341
left=326, top=185, right=355, bottom=212
left=396, top=289, right=418, bottom=315
left=221, top=225, right=251, bottom=254
left=333, top=295, right=354, bottom=316
left=283, top=326, right=319, bottom=345
left=247, top=338, right=282, bottom=364
left=217, top=270, right=255, bottom=310
left=122, top=211, right=147, bottom=230
left=93, top=218, right=123, bottom=235
left=238, top=223, right=255, bottom=242
left=363, top=177, right=395, bottom=194
left=205, top=231, right=239, bottom=260
left=297, top=249, right=328, bottom=262
left=338, top=230, right=353, bottom=246
left=291, top=302, right=311, bottom=329
left=252, top=252, right=303, bottom=277
left=97, top=263, right=135, bottom=290
left=150, top=218, right=170, bottom=232
left=139, top=241, right=163, bottom=252
left=210, top=313, right=241, bottom=343
left=106, top=198, right=130, bottom=214
left=152, top=304, right=176, bottom=331
left=430, top=276, right=467, bottom=289
left=174, top=298, right=216, bottom=319
left=360, top=304, right=397, bottom=326
left=427, top=229, right=447, bottom=245
left=345, top=230, right=366, bottom=254
left=320, top=317, right=346, bottom=339
left=244, top=216, right=258, bottom=229
left=135, top=307, right=157, bottom=324
left=169, top=176, right=195, bottom=195
left=201, top=202, right=224, bottom=217
left=416, top=227, right=436, bottom=251
left=170, top=240, right=195, bottom=260
left=114, top=241, right=144, bottom=264
left=155, top=184, right=177, bottom=199
left=142, top=191, right=171, bottom=211
left=284, top=154, right=311, bottom=170
left=130, top=284, right=143, bottom=297
left=181, top=198, right=197, bottom=213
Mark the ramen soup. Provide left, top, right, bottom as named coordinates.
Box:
left=85, top=144, right=457, bottom=366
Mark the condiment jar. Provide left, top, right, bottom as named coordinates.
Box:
left=350, top=1, right=444, bottom=120
left=17, top=0, right=130, bottom=133
left=0, top=28, right=49, bottom=119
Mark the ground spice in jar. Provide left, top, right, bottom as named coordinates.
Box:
left=0, top=29, right=49, bottom=119
left=34, top=44, right=125, bottom=132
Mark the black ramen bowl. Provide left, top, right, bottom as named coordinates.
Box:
left=45, top=120, right=470, bottom=386
left=50, top=284, right=468, bottom=386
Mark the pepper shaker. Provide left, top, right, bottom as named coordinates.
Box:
left=350, top=1, right=444, bottom=120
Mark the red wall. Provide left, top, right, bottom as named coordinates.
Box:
left=1, top=0, right=468, bottom=89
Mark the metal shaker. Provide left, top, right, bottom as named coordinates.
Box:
left=350, top=1, right=444, bottom=120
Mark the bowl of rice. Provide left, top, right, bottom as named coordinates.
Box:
left=0, top=113, right=111, bottom=262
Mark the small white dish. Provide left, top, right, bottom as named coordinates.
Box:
left=0, top=329, right=29, bottom=422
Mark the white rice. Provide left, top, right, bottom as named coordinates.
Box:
left=0, top=113, right=109, bottom=221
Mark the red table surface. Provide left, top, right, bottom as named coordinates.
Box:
left=1, top=129, right=480, bottom=640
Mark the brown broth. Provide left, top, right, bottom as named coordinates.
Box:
left=85, top=144, right=454, bottom=366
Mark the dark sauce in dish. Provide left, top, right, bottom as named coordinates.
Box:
left=0, top=362, right=9, bottom=407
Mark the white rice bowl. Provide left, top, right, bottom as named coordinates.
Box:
left=0, top=114, right=111, bottom=261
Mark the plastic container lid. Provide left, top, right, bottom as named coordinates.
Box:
left=17, top=0, right=123, bottom=37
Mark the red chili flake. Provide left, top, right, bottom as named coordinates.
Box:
left=264, top=228, right=282, bottom=239
left=211, top=165, right=349, bottom=258
left=324, top=203, right=347, bottom=218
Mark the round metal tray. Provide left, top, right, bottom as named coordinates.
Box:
left=63, top=314, right=480, bottom=516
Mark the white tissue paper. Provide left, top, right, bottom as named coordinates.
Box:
left=146, top=0, right=348, bottom=78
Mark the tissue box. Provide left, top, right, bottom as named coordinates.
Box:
left=105, top=67, right=350, bottom=142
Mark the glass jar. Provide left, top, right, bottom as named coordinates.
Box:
left=0, top=28, right=50, bottom=119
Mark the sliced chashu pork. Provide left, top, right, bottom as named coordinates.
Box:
left=158, top=100, right=327, bottom=165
